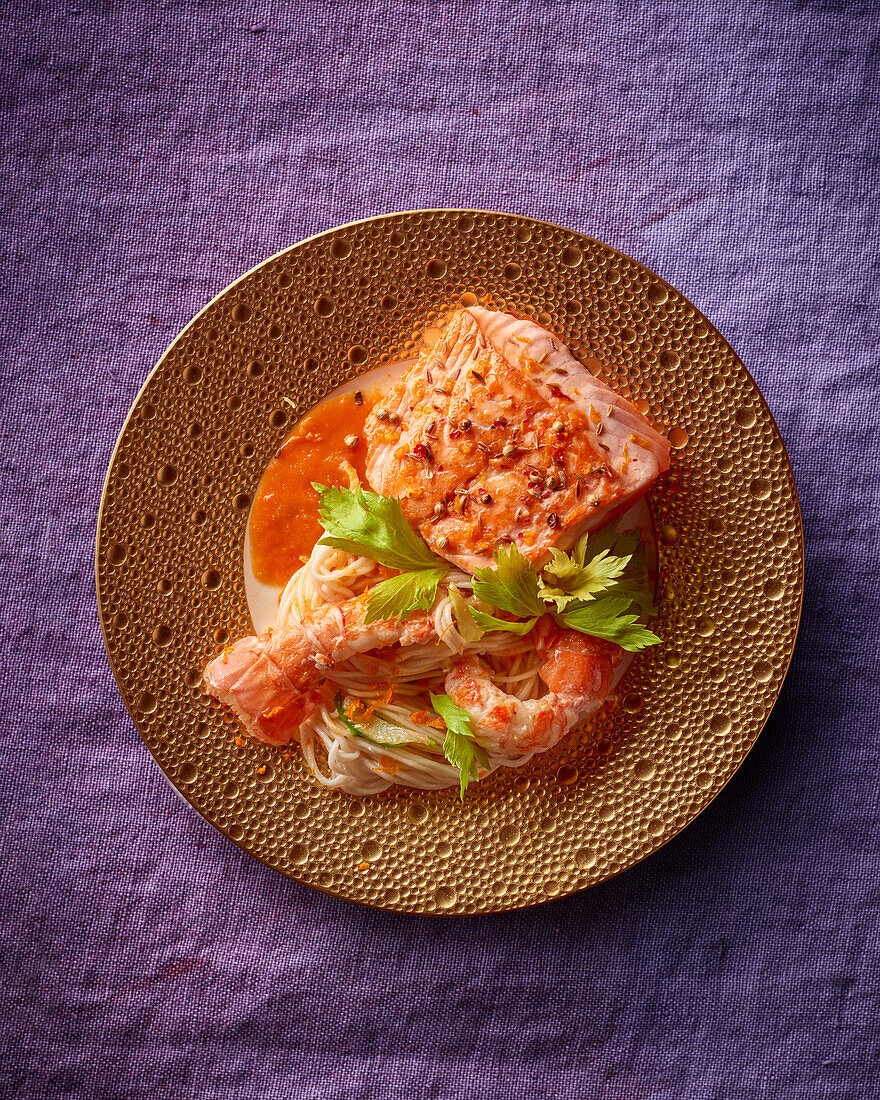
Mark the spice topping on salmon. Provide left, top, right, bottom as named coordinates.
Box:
left=364, top=306, right=671, bottom=572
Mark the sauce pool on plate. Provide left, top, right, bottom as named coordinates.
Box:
left=249, top=389, right=375, bottom=586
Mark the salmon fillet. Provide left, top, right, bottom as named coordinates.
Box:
left=364, top=306, right=670, bottom=573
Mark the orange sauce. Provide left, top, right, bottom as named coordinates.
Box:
left=249, top=390, right=375, bottom=586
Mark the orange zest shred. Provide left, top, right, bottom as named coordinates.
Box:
left=261, top=705, right=284, bottom=720
left=234, top=736, right=245, bottom=747
left=345, top=699, right=365, bottom=721
left=362, top=685, right=394, bottom=723
left=256, top=765, right=266, bottom=775
left=410, top=709, right=445, bottom=730
left=377, top=753, right=401, bottom=775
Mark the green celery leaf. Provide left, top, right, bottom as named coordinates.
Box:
left=470, top=610, right=539, bottom=635
left=472, top=544, right=545, bottom=619
left=536, top=584, right=578, bottom=613
left=601, top=539, right=657, bottom=614
left=430, top=692, right=490, bottom=800
left=313, top=483, right=444, bottom=572
left=448, top=584, right=484, bottom=642
left=541, top=547, right=585, bottom=582
left=603, top=577, right=658, bottom=616
left=556, top=596, right=661, bottom=651
left=364, top=567, right=446, bottom=624
left=541, top=524, right=658, bottom=612
left=539, top=544, right=630, bottom=610
left=573, top=525, right=641, bottom=567
left=544, top=545, right=629, bottom=589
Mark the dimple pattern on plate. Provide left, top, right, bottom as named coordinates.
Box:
left=96, top=210, right=804, bottom=915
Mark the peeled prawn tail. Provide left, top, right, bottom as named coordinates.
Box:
left=532, top=616, right=621, bottom=699
left=443, top=656, right=579, bottom=760
left=299, top=597, right=438, bottom=665
left=444, top=618, right=622, bottom=760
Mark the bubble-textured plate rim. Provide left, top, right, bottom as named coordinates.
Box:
left=96, top=209, right=804, bottom=915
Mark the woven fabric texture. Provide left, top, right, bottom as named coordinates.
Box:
left=2, top=1, right=878, bottom=1097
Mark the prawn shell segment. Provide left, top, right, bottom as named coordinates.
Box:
left=364, top=307, right=671, bottom=573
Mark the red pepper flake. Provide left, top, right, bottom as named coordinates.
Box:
left=409, top=442, right=434, bottom=463
left=449, top=428, right=462, bottom=440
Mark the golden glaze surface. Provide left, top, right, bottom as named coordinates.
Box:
left=96, top=210, right=804, bottom=915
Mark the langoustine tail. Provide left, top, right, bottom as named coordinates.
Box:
left=203, top=629, right=321, bottom=746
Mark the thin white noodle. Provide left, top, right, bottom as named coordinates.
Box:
left=272, top=542, right=557, bottom=794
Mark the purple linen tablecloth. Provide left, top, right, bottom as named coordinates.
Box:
left=2, top=1, right=878, bottom=1097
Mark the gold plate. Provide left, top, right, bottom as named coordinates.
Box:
left=96, top=210, right=803, bottom=915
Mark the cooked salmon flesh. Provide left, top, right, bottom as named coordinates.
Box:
left=365, top=306, right=671, bottom=573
